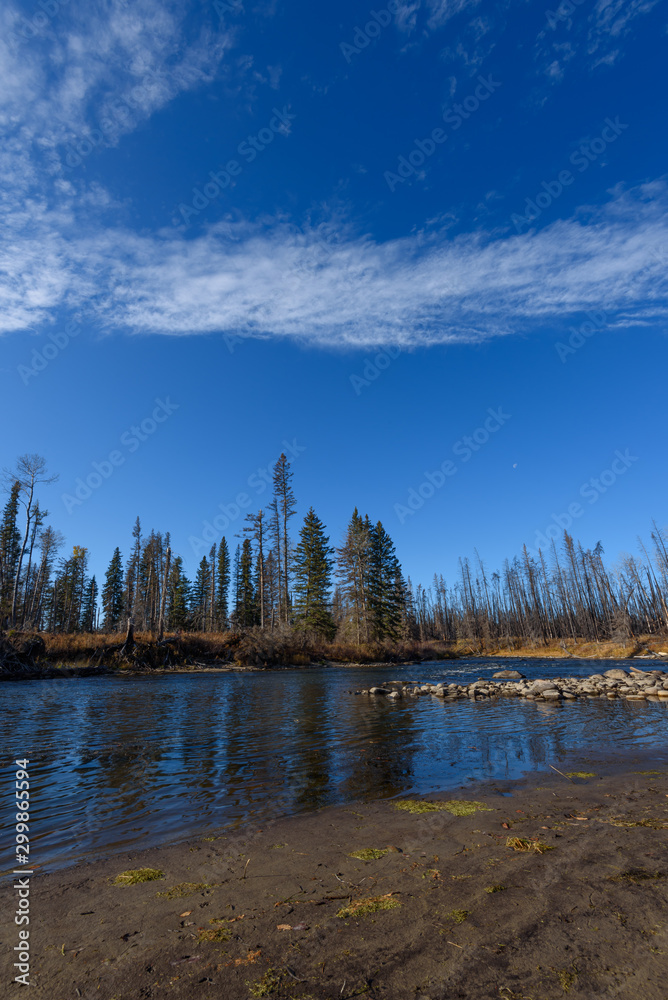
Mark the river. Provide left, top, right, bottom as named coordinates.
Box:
left=2, top=658, right=667, bottom=871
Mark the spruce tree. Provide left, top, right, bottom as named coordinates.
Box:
left=215, top=537, right=230, bottom=629
left=367, top=521, right=402, bottom=641
left=101, top=547, right=124, bottom=631
left=81, top=576, right=98, bottom=632
left=234, top=538, right=256, bottom=628
left=167, top=557, right=191, bottom=631
left=292, top=508, right=335, bottom=639
left=192, top=556, right=212, bottom=630
left=0, top=482, right=21, bottom=625
left=272, top=454, right=296, bottom=623
left=336, top=508, right=371, bottom=643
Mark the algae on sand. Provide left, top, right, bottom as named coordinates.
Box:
left=336, top=893, right=401, bottom=919
left=247, top=968, right=281, bottom=997
left=348, top=848, right=388, bottom=860
left=197, top=926, right=231, bottom=943
left=112, top=867, right=164, bottom=886
left=565, top=771, right=596, bottom=779
left=394, top=799, right=491, bottom=816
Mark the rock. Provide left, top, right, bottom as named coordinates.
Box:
left=369, top=687, right=391, bottom=696
left=528, top=679, right=558, bottom=693
left=387, top=690, right=401, bottom=700
left=604, top=669, right=629, bottom=679
left=541, top=689, right=561, bottom=699
left=492, top=670, right=525, bottom=679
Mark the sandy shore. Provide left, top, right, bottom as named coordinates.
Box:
left=3, top=768, right=668, bottom=999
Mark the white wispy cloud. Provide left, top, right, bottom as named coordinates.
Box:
left=2, top=184, right=667, bottom=346
left=536, top=0, right=661, bottom=78
left=0, top=0, right=231, bottom=182
left=427, top=0, right=482, bottom=31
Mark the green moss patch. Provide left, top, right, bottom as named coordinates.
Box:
left=198, top=926, right=231, bottom=943
left=348, top=848, right=388, bottom=861
left=446, top=909, right=470, bottom=924
left=336, top=894, right=400, bottom=919
left=484, top=884, right=507, bottom=893
left=112, top=867, right=164, bottom=886
left=565, top=771, right=596, bottom=778
left=247, top=968, right=281, bottom=996
left=557, top=969, right=578, bottom=992
left=394, top=798, right=491, bottom=816
left=443, top=799, right=492, bottom=816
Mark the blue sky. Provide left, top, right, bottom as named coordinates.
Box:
left=1, top=0, right=666, bottom=592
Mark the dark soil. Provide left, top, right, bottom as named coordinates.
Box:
left=3, top=769, right=668, bottom=999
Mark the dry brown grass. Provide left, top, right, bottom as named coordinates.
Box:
left=9, top=629, right=668, bottom=671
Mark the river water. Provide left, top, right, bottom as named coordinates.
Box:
left=2, top=659, right=667, bottom=871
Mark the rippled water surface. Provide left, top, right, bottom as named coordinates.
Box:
left=2, top=659, right=667, bottom=870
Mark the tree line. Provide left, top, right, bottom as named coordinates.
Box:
left=1, top=452, right=666, bottom=645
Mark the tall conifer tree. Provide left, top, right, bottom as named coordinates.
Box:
left=101, top=547, right=124, bottom=631
left=215, top=537, right=230, bottom=629
left=292, top=508, right=335, bottom=638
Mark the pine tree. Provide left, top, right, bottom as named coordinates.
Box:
left=167, top=557, right=191, bottom=630
left=81, top=576, right=98, bottom=632
left=192, top=556, right=212, bottom=630
left=215, top=537, right=230, bottom=629
left=367, top=521, right=402, bottom=641
left=234, top=538, right=256, bottom=628
left=101, top=547, right=124, bottom=632
left=292, top=508, right=335, bottom=639
left=336, top=508, right=371, bottom=643
left=272, top=454, right=296, bottom=623
left=0, top=482, right=21, bottom=626
left=124, top=517, right=142, bottom=622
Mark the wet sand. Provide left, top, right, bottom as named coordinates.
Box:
left=3, top=767, right=668, bottom=999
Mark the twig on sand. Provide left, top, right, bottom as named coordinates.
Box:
left=447, top=940, right=464, bottom=948
left=549, top=764, right=574, bottom=783
left=242, top=858, right=251, bottom=879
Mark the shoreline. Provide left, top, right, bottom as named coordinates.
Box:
left=4, top=762, right=667, bottom=998
left=2, top=654, right=668, bottom=685
left=2, top=629, right=667, bottom=680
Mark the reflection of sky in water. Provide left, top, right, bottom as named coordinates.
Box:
left=1, top=659, right=667, bottom=871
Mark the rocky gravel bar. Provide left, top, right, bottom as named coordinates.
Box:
left=354, top=666, right=668, bottom=703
